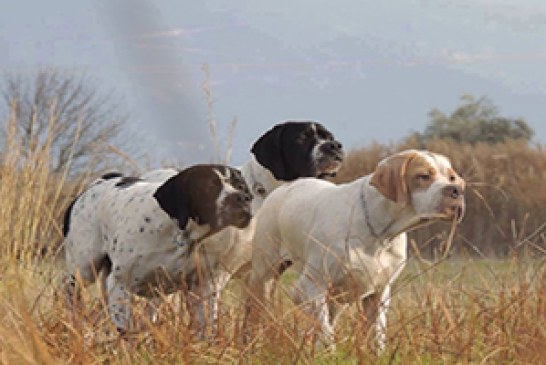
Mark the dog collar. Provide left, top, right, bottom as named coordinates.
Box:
left=174, top=230, right=192, bottom=248
left=360, top=184, right=396, bottom=241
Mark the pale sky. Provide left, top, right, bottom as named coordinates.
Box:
left=2, top=0, right=545, bottom=166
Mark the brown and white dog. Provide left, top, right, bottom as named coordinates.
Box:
left=141, top=121, right=344, bottom=333
left=245, top=150, right=465, bottom=349
left=63, top=165, right=252, bottom=332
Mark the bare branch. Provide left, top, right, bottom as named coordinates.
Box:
left=1, top=68, right=132, bottom=175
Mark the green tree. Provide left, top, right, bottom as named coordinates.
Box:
left=415, top=95, right=534, bottom=145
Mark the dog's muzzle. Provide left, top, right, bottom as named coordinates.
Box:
left=316, top=140, right=344, bottom=177
left=231, top=191, right=253, bottom=228
left=441, top=184, right=465, bottom=223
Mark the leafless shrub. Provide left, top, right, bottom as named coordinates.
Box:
left=1, top=69, right=130, bottom=175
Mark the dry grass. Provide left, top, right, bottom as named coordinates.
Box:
left=0, top=112, right=545, bottom=364
left=0, top=257, right=543, bottom=364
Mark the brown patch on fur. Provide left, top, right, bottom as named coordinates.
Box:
left=370, top=151, right=419, bottom=205
left=153, top=165, right=251, bottom=232
left=405, top=154, right=438, bottom=194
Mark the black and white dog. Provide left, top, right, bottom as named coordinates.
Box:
left=141, top=121, right=344, bottom=332
left=63, top=164, right=252, bottom=332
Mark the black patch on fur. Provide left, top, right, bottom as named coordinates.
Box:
left=62, top=196, right=80, bottom=236
left=115, top=176, right=142, bottom=188
left=251, top=121, right=338, bottom=181
left=101, top=172, right=124, bottom=180
left=103, top=255, right=113, bottom=275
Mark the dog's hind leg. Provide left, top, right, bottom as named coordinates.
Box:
left=241, top=259, right=279, bottom=343
left=98, top=257, right=112, bottom=310
left=326, top=299, right=346, bottom=329
left=64, top=250, right=109, bottom=311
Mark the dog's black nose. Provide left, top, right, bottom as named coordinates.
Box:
left=238, top=192, right=252, bottom=203
left=323, top=140, right=343, bottom=153
left=443, top=185, right=464, bottom=199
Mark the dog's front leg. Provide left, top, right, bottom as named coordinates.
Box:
left=186, top=289, right=207, bottom=338
left=206, top=270, right=232, bottom=336
left=314, top=292, right=334, bottom=346
left=187, top=281, right=225, bottom=339
left=291, top=276, right=334, bottom=347
left=64, top=273, right=80, bottom=312
left=186, top=272, right=230, bottom=339
left=376, top=284, right=391, bottom=351
left=106, top=274, right=131, bottom=334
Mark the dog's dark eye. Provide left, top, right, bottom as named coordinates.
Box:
left=253, top=183, right=266, bottom=196
left=416, top=173, right=431, bottom=181
left=317, top=131, right=331, bottom=140
left=232, top=180, right=246, bottom=191
left=449, top=175, right=456, bottom=182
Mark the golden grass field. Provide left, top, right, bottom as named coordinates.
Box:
left=0, top=115, right=545, bottom=364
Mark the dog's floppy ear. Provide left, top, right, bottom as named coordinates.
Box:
left=153, top=175, right=190, bottom=230
left=370, top=152, right=417, bottom=205
left=251, top=124, right=287, bottom=180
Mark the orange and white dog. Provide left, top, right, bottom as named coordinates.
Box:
left=246, top=150, right=465, bottom=349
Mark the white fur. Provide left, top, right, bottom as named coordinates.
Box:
left=246, top=150, right=464, bottom=349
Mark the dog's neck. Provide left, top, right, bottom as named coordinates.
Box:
left=240, top=156, right=284, bottom=213
left=360, top=175, right=426, bottom=242
left=174, top=219, right=213, bottom=247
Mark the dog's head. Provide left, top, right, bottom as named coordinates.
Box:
left=251, top=121, right=344, bottom=181
left=153, top=164, right=252, bottom=233
left=370, top=150, right=465, bottom=223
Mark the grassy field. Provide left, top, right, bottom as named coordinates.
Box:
left=0, top=114, right=545, bottom=364
left=0, top=256, right=543, bottom=364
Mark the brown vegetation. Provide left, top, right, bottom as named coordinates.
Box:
left=0, top=108, right=544, bottom=363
